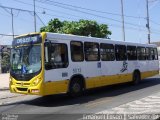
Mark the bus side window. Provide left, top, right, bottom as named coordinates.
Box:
left=100, top=43, right=115, bottom=61
left=47, top=43, right=68, bottom=69
left=147, top=47, right=152, bottom=60
left=146, top=47, right=150, bottom=60
left=154, top=48, right=158, bottom=60
left=127, top=46, right=137, bottom=60
left=71, top=41, right=84, bottom=62
left=84, top=42, right=100, bottom=61
left=115, top=45, right=127, bottom=61
left=137, top=47, right=146, bottom=60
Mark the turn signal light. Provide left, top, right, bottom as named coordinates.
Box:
left=31, top=89, right=39, bottom=93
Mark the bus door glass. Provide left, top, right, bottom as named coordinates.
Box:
left=84, top=42, right=101, bottom=87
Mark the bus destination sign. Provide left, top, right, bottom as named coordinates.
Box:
left=12, top=35, right=41, bottom=46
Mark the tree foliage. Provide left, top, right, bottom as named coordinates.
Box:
left=40, top=18, right=111, bottom=38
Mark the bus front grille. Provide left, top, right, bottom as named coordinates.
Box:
left=16, top=87, right=28, bottom=92
left=16, top=83, right=30, bottom=86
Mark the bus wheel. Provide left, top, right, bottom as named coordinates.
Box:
left=69, top=78, right=83, bottom=97
left=132, top=71, right=141, bottom=85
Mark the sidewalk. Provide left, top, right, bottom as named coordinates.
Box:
left=0, top=73, right=23, bottom=101
left=0, top=73, right=9, bottom=90
left=0, top=90, right=22, bottom=101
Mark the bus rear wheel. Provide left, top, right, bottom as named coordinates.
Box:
left=132, top=71, right=141, bottom=85
left=69, top=78, right=83, bottom=97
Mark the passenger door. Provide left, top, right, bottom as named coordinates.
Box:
left=84, top=42, right=101, bottom=88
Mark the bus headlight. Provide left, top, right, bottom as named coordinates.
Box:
left=32, top=77, right=41, bottom=86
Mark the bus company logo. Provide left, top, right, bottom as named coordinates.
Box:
left=120, top=61, right=128, bottom=73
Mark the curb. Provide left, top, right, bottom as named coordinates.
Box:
left=0, top=94, right=24, bottom=100
left=0, top=95, right=25, bottom=105
left=0, top=87, right=9, bottom=91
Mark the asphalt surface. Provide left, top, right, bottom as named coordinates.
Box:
left=0, top=75, right=160, bottom=120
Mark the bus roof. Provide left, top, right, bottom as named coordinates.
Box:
left=14, top=32, right=40, bottom=39
left=46, top=32, right=157, bottom=48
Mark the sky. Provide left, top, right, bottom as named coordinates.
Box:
left=0, top=0, right=160, bottom=45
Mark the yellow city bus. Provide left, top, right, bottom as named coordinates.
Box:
left=9, top=32, right=159, bottom=96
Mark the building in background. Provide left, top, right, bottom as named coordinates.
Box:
left=0, top=45, right=11, bottom=73
left=0, top=45, right=2, bottom=73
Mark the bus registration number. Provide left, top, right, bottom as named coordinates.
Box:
left=73, top=68, right=81, bottom=74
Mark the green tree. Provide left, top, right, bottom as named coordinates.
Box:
left=40, top=18, right=111, bottom=38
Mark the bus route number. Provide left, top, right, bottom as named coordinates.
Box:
left=73, top=68, right=81, bottom=74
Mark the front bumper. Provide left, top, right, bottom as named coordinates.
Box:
left=10, top=84, right=43, bottom=95
left=10, top=80, right=69, bottom=96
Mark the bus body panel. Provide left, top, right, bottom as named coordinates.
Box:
left=10, top=32, right=159, bottom=96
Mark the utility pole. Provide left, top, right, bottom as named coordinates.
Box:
left=121, top=0, right=125, bottom=41
left=146, top=0, right=151, bottom=44
left=33, top=0, right=36, bottom=32
left=11, top=8, right=14, bottom=40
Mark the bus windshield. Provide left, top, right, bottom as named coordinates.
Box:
left=11, top=45, right=41, bottom=75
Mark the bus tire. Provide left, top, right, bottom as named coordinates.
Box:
left=69, top=77, right=84, bottom=97
left=132, top=71, right=141, bottom=85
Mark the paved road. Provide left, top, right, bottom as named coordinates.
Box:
left=0, top=75, right=160, bottom=120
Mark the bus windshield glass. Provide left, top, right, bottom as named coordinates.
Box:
left=11, top=45, right=41, bottom=74
left=10, top=34, right=42, bottom=76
